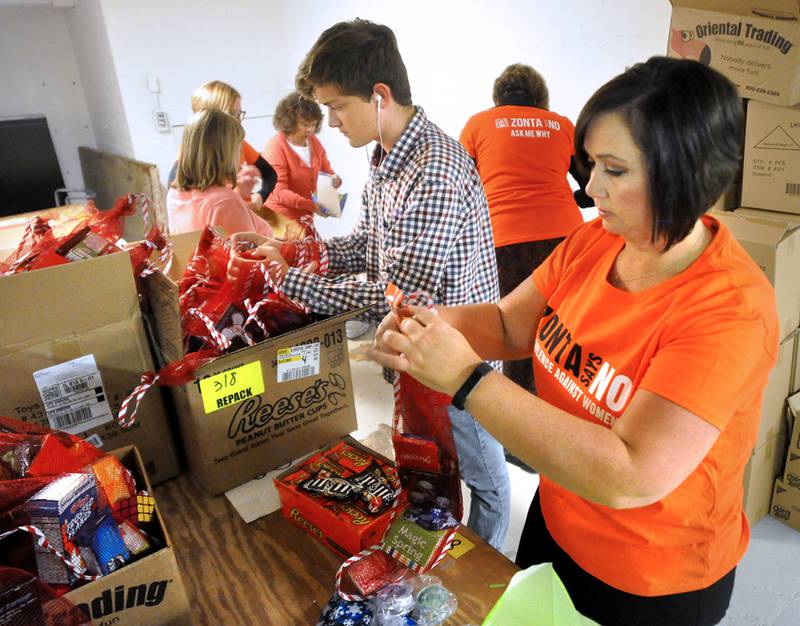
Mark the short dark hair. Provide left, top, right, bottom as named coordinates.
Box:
left=575, top=56, right=743, bottom=249
left=273, top=92, right=323, bottom=134
left=296, top=19, right=412, bottom=105
left=493, top=64, right=549, bottom=109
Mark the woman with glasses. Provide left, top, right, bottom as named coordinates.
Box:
left=167, top=80, right=277, bottom=217
left=263, top=92, right=342, bottom=225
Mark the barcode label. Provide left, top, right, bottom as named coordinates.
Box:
left=786, top=182, right=800, bottom=196
left=280, top=365, right=316, bottom=382
left=51, top=406, right=93, bottom=430
left=33, top=355, right=113, bottom=435
left=276, top=342, right=321, bottom=383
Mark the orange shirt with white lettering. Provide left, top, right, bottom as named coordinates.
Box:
left=459, top=105, right=583, bottom=247
left=531, top=215, right=778, bottom=596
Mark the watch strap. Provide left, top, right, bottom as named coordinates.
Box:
left=451, top=362, right=493, bottom=410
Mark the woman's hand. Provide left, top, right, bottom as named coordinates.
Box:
left=368, top=306, right=482, bottom=396
left=236, top=164, right=259, bottom=199
left=331, top=174, right=342, bottom=189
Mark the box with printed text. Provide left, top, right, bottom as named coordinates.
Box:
left=667, top=1, right=800, bottom=106
left=144, top=231, right=364, bottom=495
left=0, top=249, right=180, bottom=485
left=63, top=445, right=192, bottom=625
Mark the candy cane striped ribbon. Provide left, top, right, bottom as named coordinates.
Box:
left=184, top=308, right=232, bottom=351
left=117, top=371, right=160, bottom=428
left=0, top=525, right=99, bottom=582
left=126, top=192, right=174, bottom=278
left=242, top=298, right=268, bottom=343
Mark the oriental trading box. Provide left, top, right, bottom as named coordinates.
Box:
left=0, top=249, right=180, bottom=485
left=65, top=445, right=191, bottom=625
left=275, top=437, right=399, bottom=558
left=770, top=478, right=800, bottom=531
left=741, top=101, right=800, bottom=215
left=711, top=209, right=800, bottom=340
left=144, top=231, right=363, bottom=495
left=667, top=1, right=800, bottom=106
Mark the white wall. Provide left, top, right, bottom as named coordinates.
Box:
left=96, top=0, right=292, bottom=189
left=64, top=0, right=133, bottom=157
left=0, top=5, right=96, bottom=190
left=3, top=1, right=672, bottom=228
left=276, top=0, right=673, bottom=237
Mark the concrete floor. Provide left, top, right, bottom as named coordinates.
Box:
left=347, top=334, right=800, bottom=625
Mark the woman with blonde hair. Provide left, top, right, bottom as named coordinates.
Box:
left=167, top=108, right=273, bottom=237
left=168, top=80, right=277, bottom=213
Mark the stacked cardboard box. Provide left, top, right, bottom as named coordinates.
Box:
left=668, top=1, right=800, bottom=524
left=771, top=393, right=800, bottom=531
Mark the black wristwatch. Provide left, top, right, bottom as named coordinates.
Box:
left=451, top=362, right=493, bottom=410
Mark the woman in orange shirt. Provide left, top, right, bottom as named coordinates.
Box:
left=263, top=92, right=342, bottom=224
left=460, top=65, right=590, bottom=398
left=167, top=109, right=272, bottom=237
left=371, top=57, right=779, bottom=625
left=167, top=80, right=277, bottom=215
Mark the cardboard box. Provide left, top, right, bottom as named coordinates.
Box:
left=743, top=426, right=788, bottom=524
left=667, top=1, right=800, bottom=106
left=712, top=209, right=800, bottom=340
left=65, top=445, right=191, bottom=625
left=794, top=327, right=800, bottom=393
left=0, top=250, right=179, bottom=485
left=144, top=232, right=362, bottom=495
left=784, top=392, right=800, bottom=472
left=770, top=477, right=800, bottom=531
left=757, top=331, right=795, bottom=447
left=741, top=101, right=800, bottom=214
left=275, top=437, right=399, bottom=557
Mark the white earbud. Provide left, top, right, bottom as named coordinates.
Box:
left=374, top=93, right=384, bottom=154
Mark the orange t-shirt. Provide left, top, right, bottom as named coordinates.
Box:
left=531, top=216, right=778, bottom=596
left=459, top=105, right=583, bottom=247
left=240, top=140, right=259, bottom=167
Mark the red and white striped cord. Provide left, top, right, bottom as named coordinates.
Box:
left=242, top=298, right=268, bottom=343
left=184, top=308, right=232, bottom=352
left=117, top=371, right=159, bottom=428
left=0, top=525, right=99, bottom=582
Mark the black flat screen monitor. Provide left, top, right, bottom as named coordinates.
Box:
left=0, top=115, right=65, bottom=217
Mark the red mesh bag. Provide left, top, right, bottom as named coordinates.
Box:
left=0, top=194, right=171, bottom=282
left=0, top=566, right=91, bottom=625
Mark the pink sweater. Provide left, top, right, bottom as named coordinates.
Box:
left=167, top=185, right=273, bottom=237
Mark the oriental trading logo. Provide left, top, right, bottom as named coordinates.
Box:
left=227, top=372, right=347, bottom=439
left=75, top=580, right=171, bottom=622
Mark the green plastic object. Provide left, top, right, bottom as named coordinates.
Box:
left=481, top=563, right=599, bottom=626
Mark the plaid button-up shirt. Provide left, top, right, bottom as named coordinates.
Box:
left=283, top=107, right=501, bottom=377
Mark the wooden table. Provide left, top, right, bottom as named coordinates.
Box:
left=156, top=473, right=519, bottom=625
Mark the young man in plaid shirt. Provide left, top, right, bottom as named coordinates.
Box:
left=236, top=19, right=510, bottom=550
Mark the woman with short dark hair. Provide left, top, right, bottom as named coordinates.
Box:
left=263, top=92, right=341, bottom=224
left=371, top=57, right=779, bottom=625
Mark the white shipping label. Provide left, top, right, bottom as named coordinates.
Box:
left=33, top=354, right=114, bottom=435
left=276, top=342, right=321, bottom=383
